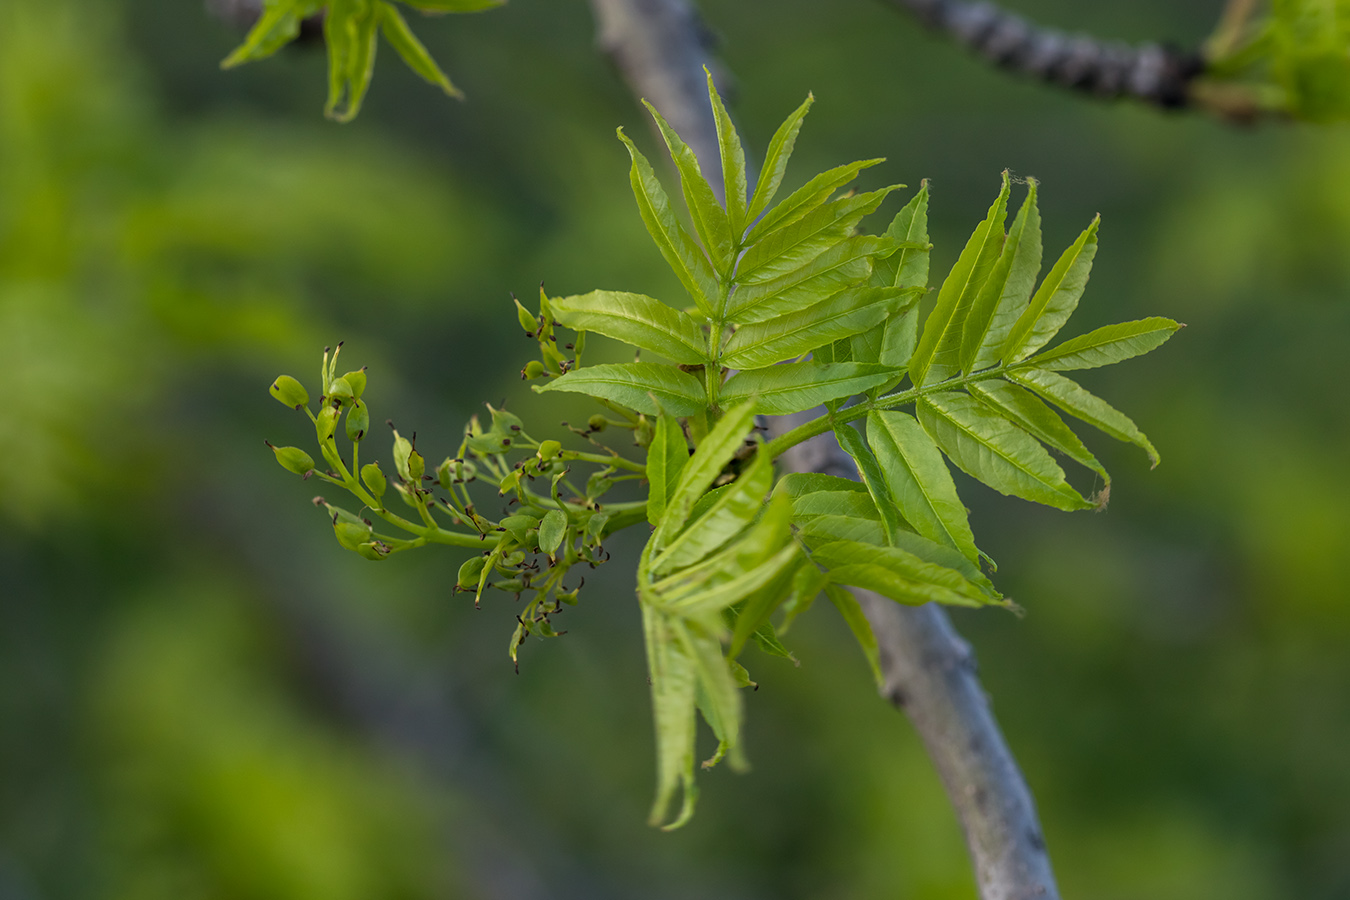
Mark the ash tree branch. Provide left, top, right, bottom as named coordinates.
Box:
left=587, top=1, right=1061, bottom=897
left=884, top=0, right=1204, bottom=109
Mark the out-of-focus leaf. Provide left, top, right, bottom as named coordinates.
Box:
left=911, top=173, right=1010, bottom=386
left=721, top=286, right=916, bottom=369
left=965, top=180, right=1042, bottom=372
left=824, top=584, right=884, bottom=686
left=537, top=363, right=706, bottom=416
left=643, top=606, right=699, bottom=829
left=746, top=94, right=813, bottom=225
left=798, top=514, right=887, bottom=548
left=617, top=129, right=718, bottom=315
left=687, top=618, right=746, bottom=772
left=1030, top=317, right=1182, bottom=371
left=221, top=0, right=321, bottom=68
left=378, top=2, right=462, bottom=98
left=551, top=291, right=708, bottom=364
left=866, top=410, right=979, bottom=564
left=728, top=495, right=799, bottom=656
left=833, top=422, right=904, bottom=546
left=653, top=450, right=772, bottom=576
left=651, top=400, right=757, bottom=552
left=400, top=0, right=504, bottom=10
left=720, top=362, right=893, bottom=415
left=1001, top=217, right=1099, bottom=363
left=671, top=544, right=801, bottom=617
left=745, top=159, right=885, bottom=245
left=1009, top=368, right=1160, bottom=467
left=812, top=540, right=990, bottom=606
left=645, top=103, right=735, bottom=275
left=647, top=414, right=688, bottom=527
left=727, top=236, right=887, bottom=324
left=968, top=379, right=1109, bottom=484
left=918, top=391, right=1092, bottom=511
left=779, top=564, right=829, bottom=634
left=706, top=70, right=749, bottom=237
left=325, top=0, right=382, bottom=123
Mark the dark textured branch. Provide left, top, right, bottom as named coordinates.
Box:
left=885, top=0, right=1204, bottom=109
left=588, top=1, right=1062, bottom=895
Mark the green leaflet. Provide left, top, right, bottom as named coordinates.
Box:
left=720, top=363, right=894, bottom=415
left=736, top=186, right=903, bottom=284
left=968, top=379, right=1109, bottom=485
left=401, top=0, right=504, bottom=9
left=917, top=391, right=1092, bottom=511
left=746, top=94, right=813, bottom=226
left=779, top=564, right=830, bottom=635
left=911, top=173, right=1011, bottom=386
left=863, top=184, right=930, bottom=394
left=727, top=495, right=800, bottom=657
left=550, top=291, right=709, bottom=365
left=1009, top=368, right=1161, bottom=467
left=775, top=473, right=870, bottom=498
left=1001, top=216, right=1099, bottom=363
left=865, top=410, right=980, bottom=565
left=799, top=514, right=888, bottom=548
left=617, top=129, right=718, bottom=315
left=745, top=159, right=886, bottom=246
left=651, top=400, right=757, bottom=554
left=964, top=180, right=1042, bottom=373
left=827, top=563, right=983, bottom=608
left=645, top=103, right=735, bottom=276
left=833, top=423, right=904, bottom=546
left=221, top=0, right=320, bottom=67
left=643, top=606, right=699, bottom=829
left=824, top=584, right=884, bottom=687
left=1031, top=317, right=1183, bottom=371
left=652, top=449, right=773, bottom=576
left=811, top=540, right=990, bottom=606
left=647, top=414, right=689, bottom=527
left=720, top=286, right=916, bottom=369
left=669, top=545, right=802, bottom=617
left=706, top=71, right=749, bottom=239
left=727, top=236, right=889, bottom=324
left=683, top=618, right=746, bottom=773
left=537, top=363, right=706, bottom=416
left=324, top=0, right=380, bottom=123
left=378, top=2, right=461, bottom=99
left=790, top=489, right=880, bottom=521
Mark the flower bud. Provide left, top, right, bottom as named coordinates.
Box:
left=587, top=415, right=607, bottom=432
left=341, top=367, right=367, bottom=399
left=521, top=360, right=545, bottom=380
left=361, top=462, right=386, bottom=501
left=357, top=541, right=392, bottom=561
left=270, top=375, right=309, bottom=410
left=537, top=440, right=562, bottom=461
left=327, top=376, right=354, bottom=406
left=267, top=442, right=315, bottom=476
left=316, top=404, right=339, bottom=442
left=346, top=400, right=369, bottom=442
left=333, top=519, right=372, bottom=552
left=513, top=296, right=539, bottom=335
left=634, top=415, right=654, bottom=447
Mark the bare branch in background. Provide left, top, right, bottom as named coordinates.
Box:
left=883, top=0, right=1204, bottom=110
left=588, top=1, right=1062, bottom=896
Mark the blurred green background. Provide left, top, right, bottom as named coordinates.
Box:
left=3, top=0, right=1349, bottom=897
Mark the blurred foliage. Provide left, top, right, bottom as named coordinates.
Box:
left=3, top=0, right=1350, bottom=897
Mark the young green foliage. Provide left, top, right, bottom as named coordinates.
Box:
left=222, top=0, right=502, bottom=121
left=267, top=78, right=1180, bottom=829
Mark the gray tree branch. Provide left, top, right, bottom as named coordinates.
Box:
left=588, top=1, right=1061, bottom=897
left=883, top=0, right=1204, bottom=109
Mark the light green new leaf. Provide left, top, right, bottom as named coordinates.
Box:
left=863, top=184, right=930, bottom=393
left=833, top=423, right=904, bottom=547
left=1030, top=317, right=1182, bottom=372
left=798, top=514, right=887, bottom=548
left=779, top=564, right=830, bottom=635
left=1009, top=368, right=1160, bottom=467
left=911, top=173, right=1010, bottom=386
left=720, top=363, right=893, bottom=415
left=645, top=103, right=735, bottom=275
left=401, top=0, right=504, bottom=10
left=653, top=450, right=772, bottom=576
left=672, top=544, right=802, bottom=617
left=918, top=392, right=1092, bottom=511
left=727, top=236, right=888, bottom=324
left=827, top=563, right=984, bottom=608
left=811, top=540, right=990, bottom=606
left=824, top=584, right=884, bottom=687
left=866, top=410, right=979, bottom=564
left=652, top=400, right=757, bottom=552
left=745, top=159, right=886, bottom=246
left=617, top=129, right=719, bottom=315
left=736, top=186, right=903, bottom=284
left=728, top=494, right=799, bottom=656
left=706, top=70, right=749, bottom=238
left=1001, top=216, right=1099, bottom=363
left=378, top=2, right=462, bottom=98
left=222, top=0, right=321, bottom=67
left=683, top=619, right=746, bottom=772
left=964, top=180, right=1042, bottom=373
left=324, top=0, right=380, bottom=123
left=721, top=286, right=915, bottom=369
left=643, top=607, right=699, bottom=829
left=968, top=379, right=1108, bottom=485
left=647, top=414, right=689, bottom=527
left=746, top=94, right=813, bottom=226
left=775, top=472, right=870, bottom=499
left=538, top=363, right=705, bottom=416
left=788, top=488, right=879, bottom=522
left=550, top=291, right=708, bottom=365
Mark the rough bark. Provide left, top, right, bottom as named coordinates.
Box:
left=588, top=2, right=1063, bottom=897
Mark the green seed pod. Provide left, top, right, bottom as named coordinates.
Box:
left=457, top=556, right=487, bottom=590
left=634, top=415, right=654, bottom=448
left=392, top=429, right=414, bottom=481
left=587, top=414, right=607, bottom=432
left=497, top=470, right=521, bottom=495
left=538, top=440, right=562, bottom=461
left=499, top=514, right=539, bottom=545
left=407, top=449, right=425, bottom=483
left=498, top=550, right=527, bottom=570
left=333, top=519, right=372, bottom=552
left=393, top=482, right=423, bottom=511
left=270, top=375, right=309, bottom=410
left=316, top=405, right=339, bottom=442
left=361, top=462, right=386, bottom=501
left=521, top=360, right=545, bottom=380
left=267, top=442, right=315, bottom=476
left=357, top=541, right=392, bottom=561
left=491, top=578, right=525, bottom=593
left=513, top=296, right=539, bottom=335
left=327, top=376, right=355, bottom=407
left=346, top=400, right=370, bottom=442
left=342, top=367, right=367, bottom=399
left=436, top=458, right=454, bottom=490
left=457, top=459, right=477, bottom=482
